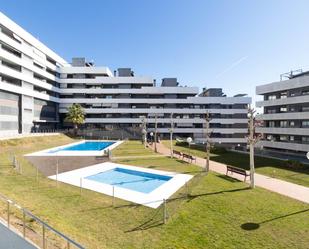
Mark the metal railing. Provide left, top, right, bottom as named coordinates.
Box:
left=0, top=194, right=85, bottom=249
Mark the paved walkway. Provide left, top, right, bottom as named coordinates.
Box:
left=0, top=222, right=37, bottom=249
left=153, top=143, right=309, bottom=204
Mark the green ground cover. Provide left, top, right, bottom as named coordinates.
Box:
left=162, top=140, right=309, bottom=187
left=0, top=135, right=307, bottom=248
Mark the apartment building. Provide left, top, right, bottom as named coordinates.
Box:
left=256, top=70, right=309, bottom=157
left=0, top=12, right=67, bottom=137
left=0, top=12, right=251, bottom=148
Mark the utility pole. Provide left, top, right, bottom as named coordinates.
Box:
left=205, top=112, right=212, bottom=173
left=169, top=113, right=174, bottom=158
left=247, top=106, right=261, bottom=189
left=154, top=114, right=158, bottom=153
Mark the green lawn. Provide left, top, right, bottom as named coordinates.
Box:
left=0, top=135, right=308, bottom=248
left=162, top=140, right=309, bottom=187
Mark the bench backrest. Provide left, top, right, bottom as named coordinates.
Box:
left=183, top=153, right=194, bottom=160
left=173, top=150, right=181, bottom=155
left=227, top=165, right=247, bottom=175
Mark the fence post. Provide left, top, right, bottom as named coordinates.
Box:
left=36, top=167, right=39, bottom=187
left=185, top=180, right=189, bottom=198
left=42, top=224, right=46, bottom=249
left=13, top=155, right=16, bottom=168
left=19, top=161, right=22, bottom=174
left=56, top=159, right=59, bottom=187
left=23, top=210, right=26, bottom=238
left=67, top=241, right=70, bottom=249
left=163, top=199, right=167, bottom=224
left=7, top=201, right=10, bottom=228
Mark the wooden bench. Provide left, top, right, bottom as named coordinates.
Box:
left=182, top=153, right=197, bottom=163
left=172, top=150, right=182, bottom=158
left=226, top=165, right=250, bottom=182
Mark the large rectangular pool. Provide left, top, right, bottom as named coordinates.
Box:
left=27, top=140, right=122, bottom=156
left=49, top=141, right=114, bottom=153
left=85, top=167, right=172, bottom=193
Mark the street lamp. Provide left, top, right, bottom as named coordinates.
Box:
left=187, top=137, right=192, bottom=153
left=154, top=114, right=158, bottom=153
left=150, top=132, right=154, bottom=144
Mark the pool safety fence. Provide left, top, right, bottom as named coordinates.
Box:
left=0, top=193, right=85, bottom=249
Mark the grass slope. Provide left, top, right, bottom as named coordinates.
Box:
left=0, top=136, right=307, bottom=248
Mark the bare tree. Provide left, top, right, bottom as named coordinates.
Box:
left=205, top=112, right=212, bottom=173
left=169, top=113, right=174, bottom=158
left=141, top=116, right=147, bottom=148
left=247, top=106, right=262, bottom=188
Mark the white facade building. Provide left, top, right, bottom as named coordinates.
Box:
left=0, top=12, right=251, bottom=147
left=256, top=70, right=309, bottom=156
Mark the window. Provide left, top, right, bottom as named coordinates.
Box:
left=302, top=121, right=309, bottom=127
left=302, top=90, right=309, bottom=95
left=290, top=136, right=294, bottom=141
left=302, top=106, right=309, bottom=112
left=280, top=135, right=288, bottom=141
left=268, top=121, right=275, bottom=127
left=268, top=95, right=277, bottom=100
left=290, top=121, right=295, bottom=127
left=280, top=92, right=287, bottom=99
left=280, top=107, right=287, bottom=112
left=280, top=121, right=288, bottom=127
left=302, top=137, right=309, bottom=144
left=266, top=135, right=273, bottom=141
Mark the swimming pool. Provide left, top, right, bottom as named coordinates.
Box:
left=48, top=162, right=193, bottom=208
left=27, top=140, right=122, bottom=156
left=49, top=141, right=114, bottom=153
left=86, top=167, right=172, bottom=193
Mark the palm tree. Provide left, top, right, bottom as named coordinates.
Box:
left=65, top=104, right=85, bottom=136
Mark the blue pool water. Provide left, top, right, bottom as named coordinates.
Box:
left=49, top=141, right=114, bottom=153
left=85, top=167, right=172, bottom=193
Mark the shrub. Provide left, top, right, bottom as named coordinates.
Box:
left=285, top=160, right=304, bottom=169
left=212, top=147, right=227, bottom=154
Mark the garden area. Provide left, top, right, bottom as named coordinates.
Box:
left=162, top=140, right=309, bottom=187
left=0, top=135, right=308, bottom=248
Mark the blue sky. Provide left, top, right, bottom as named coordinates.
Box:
left=2, top=0, right=309, bottom=105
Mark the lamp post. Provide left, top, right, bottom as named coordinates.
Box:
left=169, top=113, right=174, bottom=158
left=187, top=137, right=192, bottom=154
left=150, top=132, right=154, bottom=144
left=154, top=114, right=158, bottom=153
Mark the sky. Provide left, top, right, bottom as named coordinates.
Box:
left=2, top=0, right=309, bottom=107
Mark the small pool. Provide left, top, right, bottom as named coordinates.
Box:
left=49, top=141, right=114, bottom=153
left=86, top=167, right=172, bottom=193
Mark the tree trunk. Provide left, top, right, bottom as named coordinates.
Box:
left=74, top=124, right=78, bottom=137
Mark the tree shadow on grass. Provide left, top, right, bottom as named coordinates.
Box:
left=241, top=208, right=309, bottom=231
left=216, top=174, right=242, bottom=183
left=124, top=187, right=249, bottom=232
left=125, top=205, right=164, bottom=232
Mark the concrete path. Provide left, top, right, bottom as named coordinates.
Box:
left=112, top=154, right=165, bottom=160
left=153, top=143, right=309, bottom=204
left=0, top=222, right=37, bottom=249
